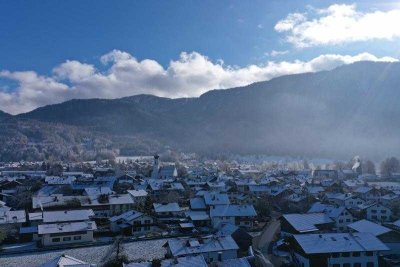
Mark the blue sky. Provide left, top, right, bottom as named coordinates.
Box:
left=1, top=0, right=400, bottom=114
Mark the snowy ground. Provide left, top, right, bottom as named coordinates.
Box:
left=0, top=238, right=168, bottom=267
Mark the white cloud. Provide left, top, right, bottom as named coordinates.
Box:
left=0, top=50, right=397, bottom=114
left=266, top=50, right=289, bottom=57
left=53, top=60, right=96, bottom=82
left=275, top=4, right=400, bottom=47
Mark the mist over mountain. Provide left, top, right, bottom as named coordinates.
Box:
left=3, top=61, right=400, bottom=161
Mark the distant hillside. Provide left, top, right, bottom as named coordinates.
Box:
left=6, top=61, right=400, bottom=160
left=0, top=110, right=11, bottom=121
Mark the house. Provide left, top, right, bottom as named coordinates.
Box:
left=203, top=192, right=230, bottom=208
left=217, top=223, right=253, bottom=251
left=366, top=203, right=392, bottom=222
left=280, top=213, right=334, bottom=235
left=160, top=255, right=208, bottom=267
left=308, top=202, right=354, bottom=231
left=189, top=197, right=207, bottom=211
left=165, top=236, right=239, bottom=263
left=291, top=232, right=389, bottom=267
left=38, top=221, right=97, bottom=246
left=82, top=193, right=134, bottom=217
left=127, top=189, right=148, bottom=207
left=45, top=176, right=75, bottom=185
left=312, top=170, right=338, bottom=179
left=185, top=211, right=210, bottom=227
left=210, top=205, right=257, bottom=228
left=153, top=202, right=183, bottom=217
left=348, top=219, right=400, bottom=255
left=109, top=210, right=156, bottom=235
left=0, top=210, right=26, bottom=238
left=0, top=209, right=26, bottom=226
left=325, top=193, right=365, bottom=209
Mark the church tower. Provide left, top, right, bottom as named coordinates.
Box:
left=151, top=154, right=160, bottom=179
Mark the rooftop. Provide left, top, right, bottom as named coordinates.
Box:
left=294, top=233, right=389, bottom=254
left=38, top=221, right=97, bottom=235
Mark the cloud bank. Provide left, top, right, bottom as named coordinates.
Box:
left=275, top=4, right=400, bottom=47
left=0, top=50, right=397, bottom=114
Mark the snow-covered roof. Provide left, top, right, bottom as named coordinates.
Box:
left=160, top=255, right=208, bottom=267
left=39, top=254, right=92, bottom=267
left=43, top=209, right=94, bottom=223
left=167, top=236, right=239, bottom=257
left=185, top=211, right=210, bottom=221
left=0, top=210, right=26, bottom=224
left=203, top=192, right=230, bottom=206
left=348, top=219, right=391, bottom=236
left=153, top=202, right=181, bottom=213
left=110, top=210, right=144, bottom=223
left=84, top=187, right=113, bottom=196
left=189, top=197, right=206, bottom=210
left=127, top=189, right=148, bottom=198
left=38, top=221, right=97, bottom=235
left=282, top=213, right=333, bottom=233
left=294, top=233, right=389, bottom=254
left=210, top=205, right=257, bottom=218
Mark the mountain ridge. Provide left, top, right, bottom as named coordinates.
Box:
left=2, top=61, right=400, bottom=160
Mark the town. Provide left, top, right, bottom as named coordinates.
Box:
left=1, top=154, right=400, bottom=267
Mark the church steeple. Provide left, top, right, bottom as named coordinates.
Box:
left=151, top=154, right=160, bottom=179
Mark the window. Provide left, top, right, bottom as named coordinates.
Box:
left=381, top=210, right=387, bottom=214
left=342, top=252, right=350, bottom=257
left=346, top=219, right=351, bottom=222
left=339, top=219, right=344, bottom=223
left=52, top=238, right=60, bottom=242
left=144, top=226, right=150, bottom=231
left=63, top=237, right=71, bottom=241
left=343, top=264, right=350, bottom=267
left=73, top=236, right=81, bottom=240
left=332, top=253, right=340, bottom=258
left=353, top=252, right=360, bottom=257
left=367, top=262, right=374, bottom=267
left=366, top=251, right=373, bottom=256
left=354, top=263, right=361, bottom=267
left=333, top=264, right=340, bottom=267
left=144, top=220, right=151, bottom=224
left=371, top=210, right=377, bottom=213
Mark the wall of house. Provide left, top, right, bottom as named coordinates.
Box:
left=335, top=212, right=354, bottom=231
left=327, top=252, right=378, bottom=267
left=202, top=249, right=237, bottom=262
left=367, top=204, right=392, bottom=222
left=211, top=216, right=235, bottom=228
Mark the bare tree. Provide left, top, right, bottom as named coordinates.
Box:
left=380, top=157, right=400, bottom=177
left=362, top=160, right=376, bottom=174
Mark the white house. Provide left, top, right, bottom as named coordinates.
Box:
left=292, top=233, right=389, bottom=267
left=109, top=210, right=156, bottom=235
left=38, top=221, right=97, bottom=247
left=209, top=204, right=257, bottom=228
left=153, top=202, right=183, bottom=217
left=366, top=203, right=392, bottom=222
left=308, top=203, right=354, bottom=231
left=165, top=236, right=239, bottom=263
